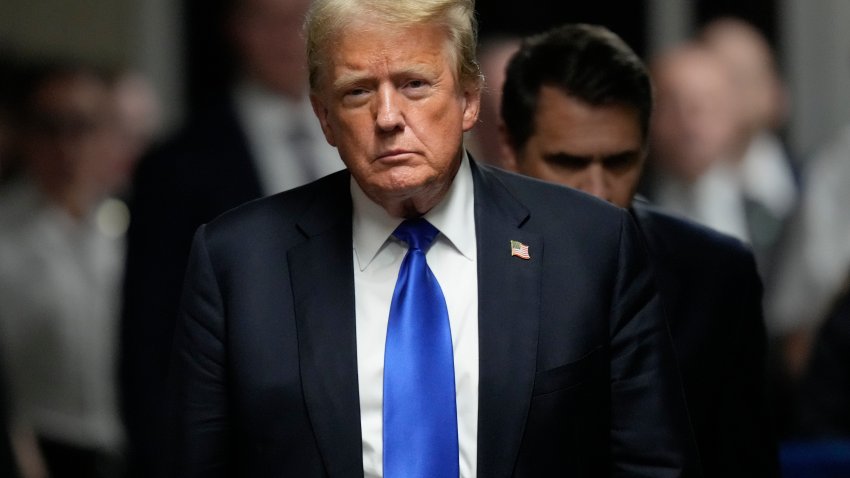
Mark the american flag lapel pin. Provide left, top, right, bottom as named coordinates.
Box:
left=510, top=240, right=530, bottom=260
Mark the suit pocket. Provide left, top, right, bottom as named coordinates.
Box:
left=531, top=345, right=605, bottom=396
left=516, top=345, right=610, bottom=475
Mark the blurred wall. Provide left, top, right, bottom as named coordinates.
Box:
left=0, top=0, right=131, bottom=63
left=780, top=0, right=850, bottom=158
left=2, top=0, right=849, bottom=157
left=0, top=0, right=183, bottom=132
left=646, top=0, right=693, bottom=55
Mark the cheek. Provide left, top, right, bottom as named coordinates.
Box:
left=419, top=97, right=465, bottom=140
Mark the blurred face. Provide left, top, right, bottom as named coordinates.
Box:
left=231, top=0, right=311, bottom=97
left=310, top=20, right=480, bottom=217
left=650, top=50, right=740, bottom=182
left=702, top=23, right=783, bottom=132
left=504, top=86, right=644, bottom=208
left=24, top=75, right=117, bottom=189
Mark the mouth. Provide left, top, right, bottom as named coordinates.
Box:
left=375, top=149, right=416, bottom=163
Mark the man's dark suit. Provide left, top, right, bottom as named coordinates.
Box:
left=121, top=100, right=263, bottom=475
left=632, top=201, right=779, bottom=477
left=173, top=160, right=698, bottom=476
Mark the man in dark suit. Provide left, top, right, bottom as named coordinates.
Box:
left=500, top=23, right=779, bottom=477
left=172, top=1, right=698, bottom=476
left=120, top=0, right=343, bottom=474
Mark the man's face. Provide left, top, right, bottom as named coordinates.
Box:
left=505, top=85, right=645, bottom=208
left=650, top=50, right=740, bottom=181
left=24, top=74, right=131, bottom=197
left=310, top=21, right=480, bottom=217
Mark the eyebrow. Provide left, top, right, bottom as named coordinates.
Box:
left=331, top=64, right=438, bottom=92
left=543, top=149, right=643, bottom=164
left=332, top=71, right=371, bottom=93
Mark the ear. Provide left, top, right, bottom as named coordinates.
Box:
left=498, top=123, right=519, bottom=172
left=310, top=93, right=337, bottom=147
left=461, top=84, right=481, bottom=132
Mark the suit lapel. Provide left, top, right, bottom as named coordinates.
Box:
left=472, top=163, right=542, bottom=477
left=288, top=172, right=364, bottom=477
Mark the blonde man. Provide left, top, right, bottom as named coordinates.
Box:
left=171, top=1, right=697, bottom=476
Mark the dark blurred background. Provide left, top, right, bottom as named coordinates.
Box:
left=5, top=0, right=844, bottom=159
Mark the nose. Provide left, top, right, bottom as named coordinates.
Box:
left=375, top=85, right=405, bottom=132
left=582, top=164, right=610, bottom=202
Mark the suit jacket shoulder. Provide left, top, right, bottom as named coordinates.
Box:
left=632, top=200, right=754, bottom=266
left=631, top=199, right=779, bottom=477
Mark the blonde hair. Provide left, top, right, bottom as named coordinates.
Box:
left=305, top=0, right=482, bottom=91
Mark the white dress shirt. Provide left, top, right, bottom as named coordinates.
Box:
left=233, top=81, right=343, bottom=195
left=740, top=131, right=798, bottom=221
left=352, top=153, right=479, bottom=478
left=0, top=179, right=124, bottom=451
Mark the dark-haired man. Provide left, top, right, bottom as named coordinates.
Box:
left=501, top=23, right=779, bottom=477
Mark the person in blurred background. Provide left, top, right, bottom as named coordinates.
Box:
left=465, top=35, right=519, bottom=168
left=642, top=43, right=748, bottom=241
left=645, top=19, right=798, bottom=276
left=120, top=0, right=342, bottom=474
left=0, top=60, right=144, bottom=478
left=0, top=44, right=29, bottom=478
left=700, top=17, right=798, bottom=270
left=765, top=122, right=850, bottom=381
left=500, top=23, right=779, bottom=476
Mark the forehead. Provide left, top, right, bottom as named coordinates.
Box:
left=319, top=20, right=454, bottom=85
left=529, top=85, right=643, bottom=154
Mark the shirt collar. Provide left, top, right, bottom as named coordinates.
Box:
left=352, top=151, right=476, bottom=271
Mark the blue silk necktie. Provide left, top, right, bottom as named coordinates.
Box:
left=383, top=218, right=459, bottom=478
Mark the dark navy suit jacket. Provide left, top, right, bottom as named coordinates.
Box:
left=173, top=161, right=699, bottom=477
left=632, top=201, right=779, bottom=477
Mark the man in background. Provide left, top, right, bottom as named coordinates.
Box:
left=643, top=43, right=747, bottom=244
left=120, top=0, right=342, bottom=473
left=0, top=61, right=135, bottom=478
left=500, top=23, right=778, bottom=476
left=700, top=18, right=798, bottom=268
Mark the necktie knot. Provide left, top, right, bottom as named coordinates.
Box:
left=393, top=218, right=439, bottom=252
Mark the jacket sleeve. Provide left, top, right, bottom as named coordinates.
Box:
left=171, top=225, right=230, bottom=477
left=609, top=212, right=702, bottom=477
